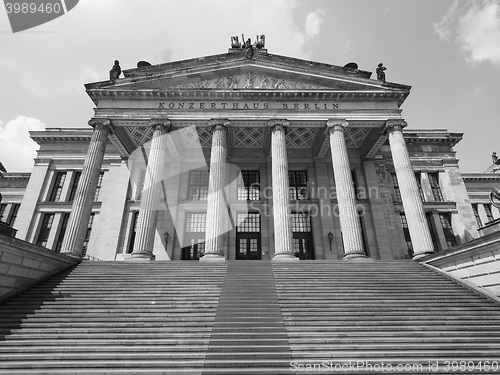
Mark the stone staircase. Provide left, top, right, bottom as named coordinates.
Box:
left=0, top=260, right=499, bottom=374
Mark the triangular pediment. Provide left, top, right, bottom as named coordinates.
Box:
left=86, top=51, right=410, bottom=95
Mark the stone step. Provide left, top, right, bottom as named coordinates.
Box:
left=1, top=260, right=499, bottom=374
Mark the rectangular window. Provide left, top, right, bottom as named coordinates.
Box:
left=54, top=213, right=70, bottom=253
left=291, top=212, right=312, bottom=232
left=93, top=172, right=104, bottom=202
left=428, top=172, right=443, bottom=202
left=82, top=213, right=95, bottom=256
left=439, top=213, right=457, bottom=248
left=238, top=171, right=260, bottom=201
left=472, top=204, right=482, bottom=228
left=0, top=204, right=7, bottom=222
left=236, top=213, right=261, bottom=232
left=36, top=213, right=55, bottom=247
left=126, top=211, right=139, bottom=254
left=484, top=204, right=495, bottom=222
left=49, top=172, right=67, bottom=202
left=289, top=171, right=308, bottom=200
left=188, top=170, right=209, bottom=200
left=6, top=204, right=20, bottom=227
left=399, top=213, right=413, bottom=256
left=391, top=173, right=402, bottom=202
left=415, top=172, right=425, bottom=202
left=68, top=172, right=81, bottom=201
left=185, top=213, right=207, bottom=232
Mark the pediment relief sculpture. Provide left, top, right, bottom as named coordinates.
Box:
left=170, top=73, right=327, bottom=90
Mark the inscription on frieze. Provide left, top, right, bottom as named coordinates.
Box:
left=155, top=101, right=339, bottom=110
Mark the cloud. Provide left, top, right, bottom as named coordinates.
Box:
left=0, top=116, right=45, bottom=172
left=0, top=0, right=319, bottom=101
left=305, top=8, right=326, bottom=39
left=434, top=0, right=460, bottom=40
left=435, top=0, right=500, bottom=66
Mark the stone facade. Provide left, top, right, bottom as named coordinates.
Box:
left=1, top=48, right=498, bottom=261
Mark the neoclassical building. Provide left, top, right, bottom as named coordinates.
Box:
left=1, top=45, right=499, bottom=261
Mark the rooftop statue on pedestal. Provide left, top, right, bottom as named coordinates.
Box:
left=376, top=63, right=386, bottom=82
left=486, top=152, right=500, bottom=173
left=109, top=60, right=121, bottom=80
left=492, top=152, right=499, bottom=165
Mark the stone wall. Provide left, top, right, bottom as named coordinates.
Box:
left=420, top=231, right=500, bottom=301
left=0, top=234, right=79, bottom=301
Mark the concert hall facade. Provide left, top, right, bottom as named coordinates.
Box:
left=1, top=46, right=499, bottom=262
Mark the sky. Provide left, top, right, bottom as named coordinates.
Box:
left=0, top=0, right=499, bottom=173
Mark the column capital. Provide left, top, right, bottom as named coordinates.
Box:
left=384, top=119, right=408, bottom=134
left=268, top=120, right=289, bottom=133
left=88, top=118, right=112, bottom=132
left=148, top=119, right=171, bottom=132
left=208, top=119, right=230, bottom=133
left=326, top=119, right=348, bottom=133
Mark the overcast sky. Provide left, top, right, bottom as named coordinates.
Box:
left=0, top=0, right=499, bottom=173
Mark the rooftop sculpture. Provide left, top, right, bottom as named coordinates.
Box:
left=376, top=63, right=386, bottom=82
left=231, top=34, right=266, bottom=59
left=109, top=60, right=121, bottom=80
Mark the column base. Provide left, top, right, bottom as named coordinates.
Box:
left=200, top=253, right=226, bottom=262
left=343, top=252, right=372, bottom=261
left=126, top=252, right=155, bottom=261
left=273, top=252, right=300, bottom=262
left=412, top=251, right=435, bottom=261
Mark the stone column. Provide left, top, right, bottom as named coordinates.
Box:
left=269, top=120, right=296, bottom=261
left=202, top=120, right=230, bottom=261
left=327, top=120, right=366, bottom=259
left=385, top=119, right=434, bottom=259
left=129, top=120, right=171, bottom=261
left=60, top=118, right=111, bottom=258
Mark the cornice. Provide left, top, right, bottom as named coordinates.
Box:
left=462, top=173, right=500, bottom=181
left=0, top=173, right=30, bottom=180
left=403, top=132, right=463, bottom=147
left=30, top=135, right=93, bottom=145
left=86, top=88, right=407, bottom=105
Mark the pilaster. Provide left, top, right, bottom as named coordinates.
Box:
left=14, top=161, right=50, bottom=241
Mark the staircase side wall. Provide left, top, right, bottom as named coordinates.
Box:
left=421, top=231, right=500, bottom=301
left=0, top=234, right=78, bottom=302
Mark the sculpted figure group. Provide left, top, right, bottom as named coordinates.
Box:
left=231, top=34, right=266, bottom=59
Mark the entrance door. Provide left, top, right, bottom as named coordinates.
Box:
left=181, top=238, right=205, bottom=260
left=236, top=234, right=262, bottom=260
left=293, top=233, right=314, bottom=260
left=292, top=212, right=315, bottom=260
left=236, top=212, right=261, bottom=260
